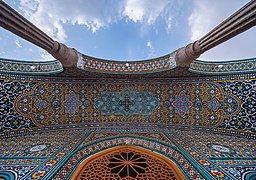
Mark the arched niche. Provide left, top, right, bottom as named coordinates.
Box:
left=70, top=145, right=186, bottom=180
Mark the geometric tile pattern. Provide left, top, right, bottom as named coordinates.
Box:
left=58, top=66, right=197, bottom=78
left=189, top=57, right=256, bottom=75
left=217, top=80, right=255, bottom=132
left=0, top=79, right=37, bottom=131
left=172, top=91, right=192, bottom=117
left=62, top=91, right=82, bottom=114
left=95, top=88, right=159, bottom=118
left=0, top=130, right=84, bottom=157
left=0, top=165, right=36, bottom=179
left=0, top=58, right=63, bottom=75
left=207, top=98, right=221, bottom=111
left=81, top=132, right=176, bottom=147
left=13, top=80, right=242, bottom=130
left=52, top=136, right=205, bottom=180
left=0, top=74, right=254, bottom=137
left=169, top=130, right=255, bottom=179
left=34, top=99, right=48, bottom=111
left=0, top=129, right=87, bottom=179
left=170, top=129, right=256, bottom=158
left=0, top=128, right=255, bottom=180
left=0, top=57, right=255, bottom=180
left=221, top=166, right=256, bottom=180
left=78, top=52, right=176, bottom=74
left=167, top=130, right=256, bottom=180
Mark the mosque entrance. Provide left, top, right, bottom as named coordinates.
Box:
left=71, top=145, right=185, bottom=180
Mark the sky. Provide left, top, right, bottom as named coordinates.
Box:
left=0, top=0, right=255, bottom=62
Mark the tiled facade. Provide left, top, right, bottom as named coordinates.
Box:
left=0, top=73, right=254, bottom=138
left=1, top=129, right=255, bottom=179
left=0, top=56, right=255, bottom=179
left=189, top=58, right=256, bottom=75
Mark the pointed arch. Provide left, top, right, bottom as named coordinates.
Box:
left=70, top=145, right=186, bottom=180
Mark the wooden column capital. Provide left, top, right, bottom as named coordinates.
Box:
left=175, top=41, right=203, bottom=67
left=49, top=41, right=78, bottom=67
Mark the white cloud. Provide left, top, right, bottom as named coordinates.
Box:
left=39, top=50, right=54, bottom=60
left=17, top=0, right=176, bottom=43
left=123, top=0, right=144, bottom=23
left=146, top=40, right=156, bottom=58
left=188, top=1, right=215, bottom=41
left=3, top=0, right=253, bottom=61
left=146, top=41, right=152, bottom=49
left=188, top=0, right=248, bottom=41
left=0, top=51, right=6, bottom=55
left=123, top=0, right=170, bottom=25
left=18, top=0, right=124, bottom=42
left=27, top=48, right=33, bottom=52
left=165, top=16, right=172, bottom=32
left=15, top=39, right=22, bottom=48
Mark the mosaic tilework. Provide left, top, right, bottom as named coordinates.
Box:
left=27, top=133, right=86, bottom=180
left=170, top=129, right=256, bottom=158
left=212, top=159, right=256, bottom=166
left=0, top=79, right=37, bottom=131
left=52, top=136, right=205, bottom=180
left=95, top=88, right=160, bottom=118
left=0, top=74, right=254, bottom=137
left=168, top=131, right=235, bottom=179
left=81, top=132, right=175, bottom=147
left=0, top=58, right=63, bottom=75
left=0, top=165, right=36, bottom=179
left=172, top=91, right=193, bottom=117
left=62, top=91, right=82, bottom=114
left=0, top=130, right=84, bottom=157
left=0, top=159, right=42, bottom=165
left=57, top=66, right=197, bottom=78
left=14, top=81, right=240, bottom=128
left=0, top=129, right=88, bottom=180
left=189, top=57, right=256, bottom=75
left=1, top=128, right=255, bottom=179
left=167, top=128, right=256, bottom=179
left=217, top=79, right=255, bottom=132
left=77, top=52, right=176, bottom=74
left=221, top=166, right=256, bottom=180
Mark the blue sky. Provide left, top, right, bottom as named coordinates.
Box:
left=0, top=0, right=255, bottom=62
